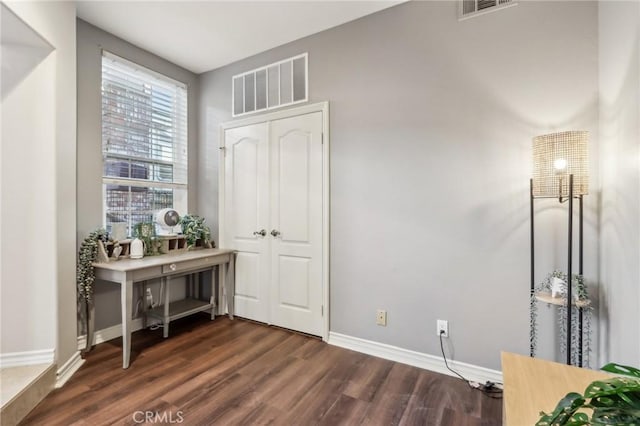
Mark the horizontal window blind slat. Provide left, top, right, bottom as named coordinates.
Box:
left=103, top=177, right=187, bottom=190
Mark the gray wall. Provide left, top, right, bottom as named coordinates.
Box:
left=77, top=20, right=199, bottom=330
left=199, top=1, right=599, bottom=370
left=1, top=1, right=77, bottom=369
left=598, top=1, right=640, bottom=365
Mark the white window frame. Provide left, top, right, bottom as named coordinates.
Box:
left=232, top=53, right=308, bottom=117
left=458, top=0, right=517, bottom=20
left=101, top=50, right=188, bottom=234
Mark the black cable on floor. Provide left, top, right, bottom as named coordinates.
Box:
left=438, top=331, right=503, bottom=399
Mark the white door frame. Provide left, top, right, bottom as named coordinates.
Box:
left=219, top=101, right=330, bottom=341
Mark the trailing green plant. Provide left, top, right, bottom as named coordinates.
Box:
left=179, top=214, right=212, bottom=248
left=530, top=270, right=593, bottom=367
left=77, top=228, right=108, bottom=304
left=537, top=363, right=640, bottom=425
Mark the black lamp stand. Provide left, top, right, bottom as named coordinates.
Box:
left=530, top=174, right=585, bottom=367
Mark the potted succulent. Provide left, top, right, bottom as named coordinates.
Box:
left=179, top=214, right=212, bottom=249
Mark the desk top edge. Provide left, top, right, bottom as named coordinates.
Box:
left=93, top=248, right=234, bottom=271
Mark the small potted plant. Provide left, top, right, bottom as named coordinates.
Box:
left=179, top=214, right=213, bottom=249
left=531, top=271, right=593, bottom=367
left=133, top=221, right=157, bottom=256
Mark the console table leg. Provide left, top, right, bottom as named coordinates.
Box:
left=121, top=277, right=133, bottom=369
left=163, top=276, right=170, bottom=338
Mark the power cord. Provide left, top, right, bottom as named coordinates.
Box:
left=438, top=330, right=503, bottom=399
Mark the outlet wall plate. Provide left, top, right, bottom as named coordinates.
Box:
left=376, top=309, right=387, bottom=326
left=437, top=319, right=449, bottom=337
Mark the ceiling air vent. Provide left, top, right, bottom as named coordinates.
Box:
left=460, top=0, right=516, bottom=19
left=232, top=53, right=308, bottom=117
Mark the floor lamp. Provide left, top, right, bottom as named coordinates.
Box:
left=530, top=130, right=589, bottom=366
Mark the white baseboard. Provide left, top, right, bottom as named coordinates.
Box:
left=55, top=351, right=84, bottom=388
left=0, top=349, right=55, bottom=369
left=77, top=318, right=146, bottom=350
left=328, top=332, right=502, bottom=384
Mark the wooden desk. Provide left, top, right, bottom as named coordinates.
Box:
left=501, top=352, right=611, bottom=425
left=91, top=249, right=235, bottom=368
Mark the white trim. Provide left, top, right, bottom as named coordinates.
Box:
left=0, top=349, right=55, bottom=368
left=55, top=351, right=84, bottom=388
left=77, top=318, right=146, bottom=350
left=328, top=332, right=503, bottom=384
left=219, top=102, right=330, bottom=342
left=102, top=50, right=188, bottom=89
left=221, top=101, right=328, bottom=131
left=321, top=105, right=330, bottom=343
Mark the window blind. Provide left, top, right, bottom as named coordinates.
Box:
left=101, top=51, right=188, bottom=233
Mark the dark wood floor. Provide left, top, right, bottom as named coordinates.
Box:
left=21, top=315, right=501, bottom=426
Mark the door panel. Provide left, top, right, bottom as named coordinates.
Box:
left=278, top=256, right=310, bottom=309
left=270, top=111, right=323, bottom=335
left=224, top=123, right=269, bottom=323
left=235, top=252, right=259, bottom=300
left=279, top=133, right=310, bottom=242
left=232, top=140, right=259, bottom=239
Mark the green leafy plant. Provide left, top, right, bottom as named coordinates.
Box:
left=179, top=214, right=212, bottom=248
left=77, top=228, right=108, bottom=304
left=537, top=363, right=640, bottom=425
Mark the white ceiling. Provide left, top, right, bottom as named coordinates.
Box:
left=76, top=1, right=403, bottom=74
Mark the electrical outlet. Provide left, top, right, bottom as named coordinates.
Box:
left=376, top=309, right=387, bottom=326
left=437, top=319, right=449, bottom=337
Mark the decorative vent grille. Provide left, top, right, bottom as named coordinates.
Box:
left=232, top=53, right=308, bottom=117
left=460, top=0, right=515, bottom=19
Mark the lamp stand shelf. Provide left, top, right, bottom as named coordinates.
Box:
left=534, top=292, right=590, bottom=308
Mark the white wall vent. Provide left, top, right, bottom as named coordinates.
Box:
left=232, top=53, right=308, bottom=117
left=460, top=0, right=516, bottom=19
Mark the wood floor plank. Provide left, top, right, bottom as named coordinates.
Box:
left=20, top=315, right=502, bottom=426
left=318, top=394, right=369, bottom=426
left=359, top=362, right=421, bottom=425
left=343, top=354, right=395, bottom=402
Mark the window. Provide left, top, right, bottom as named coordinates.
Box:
left=232, top=53, right=308, bottom=117
left=460, top=0, right=516, bottom=19
left=101, top=51, right=188, bottom=235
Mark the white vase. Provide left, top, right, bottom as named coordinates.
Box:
left=551, top=277, right=565, bottom=298
left=130, top=238, right=144, bottom=259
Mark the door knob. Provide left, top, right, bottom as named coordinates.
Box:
left=253, top=229, right=267, bottom=237
left=270, top=229, right=281, bottom=237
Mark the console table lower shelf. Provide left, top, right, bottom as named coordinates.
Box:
left=91, top=248, right=235, bottom=369
left=146, top=280, right=216, bottom=339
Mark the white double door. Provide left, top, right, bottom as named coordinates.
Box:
left=223, top=111, right=324, bottom=336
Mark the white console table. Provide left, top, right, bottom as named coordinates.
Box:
left=90, top=248, right=235, bottom=368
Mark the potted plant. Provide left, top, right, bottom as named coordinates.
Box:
left=132, top=221, right=157, bottom=256
left=179, top=214, right=212, bottom=248
left=77, top=228, right=108, bottom=351
left=531, top=271, right=593, bottom=367
left=537, top=363, right=640, bottom=425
